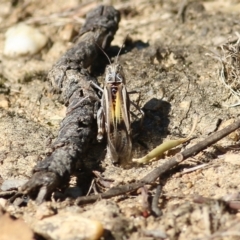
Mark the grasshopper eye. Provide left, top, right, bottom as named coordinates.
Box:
left=116, top=73, right=122, bottom=82
left=107, top=75, right=112, bottom=82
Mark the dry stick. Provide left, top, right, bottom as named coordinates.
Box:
left=151, top=184, right=162, bottom=217
left=177, top=0, right=188, bottom=23
left=75, top=118, right=240, bottom=205
left=0, top=190, right=17, bottom=198
left=181, top=163, right=208, bottom=174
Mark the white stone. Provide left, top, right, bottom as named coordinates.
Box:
left=4, top=23, right=48, bottom=57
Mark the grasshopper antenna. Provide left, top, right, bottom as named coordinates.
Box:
left=95, top=42, right=112, bottom=64
left=115, top=35, right=128, bottom=63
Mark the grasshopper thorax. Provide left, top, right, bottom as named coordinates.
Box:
left=105, top=63, right=126, bottom=84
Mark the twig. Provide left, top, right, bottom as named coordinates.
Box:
left=181, top=163, right=209, bottom=174
left=177, top=0, right=188, bottom=23
left=0, top=190, right=17, bottom=198
left=151, top=184, right=162, bottom=217
left=140, top=186, right=150, bottom=216
left=75, top=118, right=240, bottom=205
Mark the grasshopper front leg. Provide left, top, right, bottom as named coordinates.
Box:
left=89, top=80, right=106, bottom=142
left=96, top=105, right=105, bottom=142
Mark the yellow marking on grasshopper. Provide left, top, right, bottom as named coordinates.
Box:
left=111, top=101, right=115, bottom=125
left=115, top=90, right=122, bottom=124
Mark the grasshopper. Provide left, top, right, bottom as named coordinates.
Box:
left=89, top=39, right=143, bottom=165
left=90, top=40, right=144, bottom=165
left=97, top=60, right=132, bottom=164
left=66, top=42, right=138, bottom=165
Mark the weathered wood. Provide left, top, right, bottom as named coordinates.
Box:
left=18, top=5, right=120, bottom=202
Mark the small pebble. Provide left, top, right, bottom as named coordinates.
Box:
left=0, top=198, right=7, bottom=208
left=179, top=100, right=191, bottom=110
left=0, top=213, right=33, bottom=240
left=1, top=179, right=28, bottom=191
left=33, top=212, right=104, bottom=240
left=0, top=94, right=9, bottom=109
left=186, top=182, right=193, bottom=188
left=143, top=229, right=167, bottom=239
left=4, top=23, right=48, bottom=57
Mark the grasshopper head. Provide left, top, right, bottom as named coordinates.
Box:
left=105, top=63, right=125, bottom=84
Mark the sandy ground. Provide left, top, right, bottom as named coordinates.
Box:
left=1, top=0, right=240, bottom=239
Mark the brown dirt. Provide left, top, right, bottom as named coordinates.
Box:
left=1, top=0, right=240, bottom=239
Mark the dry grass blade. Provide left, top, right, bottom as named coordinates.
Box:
left=209, top=32, right=240, bottom=106
left=132, top=117, right=198, bottom=164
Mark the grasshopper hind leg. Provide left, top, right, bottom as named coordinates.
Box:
left=107, top=142, right=119, bottom=164
left=107, top=129, right=132, bottom=165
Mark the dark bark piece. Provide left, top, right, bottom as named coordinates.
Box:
left=18, top=5, right=120, bottom=201
left=50, top=5, right=120, bottom=104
